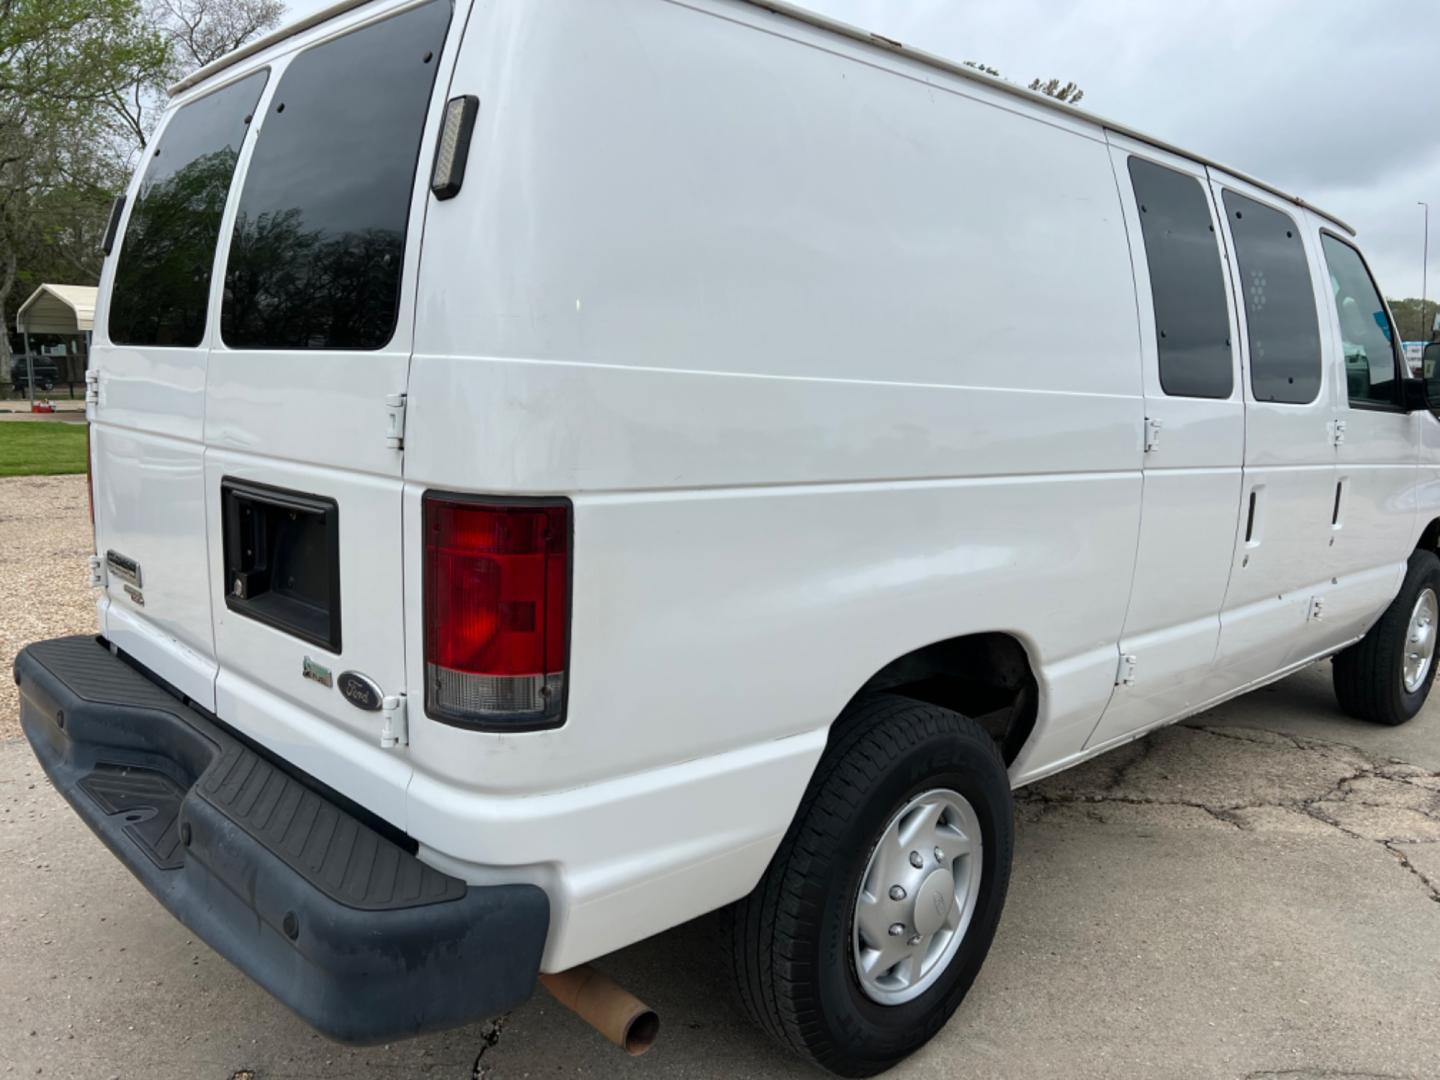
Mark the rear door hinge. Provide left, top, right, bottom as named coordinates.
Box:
left=1307, top=596, right=1325, bottom=622
left=384, top=393, right=407, bottom=450
left=1143, top=417, right=1162, bottom=454
left=1330, top=417, right=1347, bottom=447
left=1116, top=653, right=1137, bottom=687
left=87, top=554, right=106, bottom=589
left=380, top=692, right=408, bottom=748
left=84, top=368, right=99, bottom=419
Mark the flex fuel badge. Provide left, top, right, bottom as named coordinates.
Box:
left=302, top=657, right=333, bottom=688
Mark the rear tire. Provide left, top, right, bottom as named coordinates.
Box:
left=723, top=694, right=1013, bottom=1077
left=1333, top=549, right=1440, bottom=726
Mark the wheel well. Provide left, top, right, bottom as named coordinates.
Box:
left=852, top=633, right=1037, bottom=765
left=1418, top=517, right=1440, bottom=556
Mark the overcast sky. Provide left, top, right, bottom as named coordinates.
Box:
left=284, top=0, right=1439, bottom=310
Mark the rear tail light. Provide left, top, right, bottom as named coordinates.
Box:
left=423, top=494, right=570, bottom=730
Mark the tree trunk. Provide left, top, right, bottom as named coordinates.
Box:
left=0, top=243, right=15, bottom=379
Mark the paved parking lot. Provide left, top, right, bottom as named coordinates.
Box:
left=3, top=475, right=1439, bottom=1079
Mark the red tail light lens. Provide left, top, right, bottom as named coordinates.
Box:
left=423, top=495, right=570, bottom=729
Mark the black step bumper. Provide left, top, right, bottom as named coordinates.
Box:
left=14, top=635, right=549, bottom=1044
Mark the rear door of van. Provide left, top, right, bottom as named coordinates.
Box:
left=94, top=69, right=273, bottom=711
left=200, top=0, right=458, bottom=819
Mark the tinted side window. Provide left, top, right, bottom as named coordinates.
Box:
left=108, top=71, right=268, bottom=347
left=220, top=0, right=452, bottom=351
left=1222, top=190, right=1322, bottom=404
left=1128, top=157, right=1233, bottom=399
left=1321, top=235, right=1400, bottom=408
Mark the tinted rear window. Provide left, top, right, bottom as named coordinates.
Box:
left=1222, top=190, right=1322, bottom=405
left=1128, top=157, right=1233, bottom=399
left=220, top=0, right=452, bottom=351
left=108, top=71, right=268, bottom=347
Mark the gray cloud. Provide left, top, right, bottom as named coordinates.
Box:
left=810, top=0, right=1439, bottom=302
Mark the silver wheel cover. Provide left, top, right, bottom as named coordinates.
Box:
left=851, top=787, right=983, bottom=1005
left=1403, top=587, right=1438, bottom=693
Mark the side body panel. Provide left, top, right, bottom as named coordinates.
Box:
left=404, top=0, right=1145, bottom=966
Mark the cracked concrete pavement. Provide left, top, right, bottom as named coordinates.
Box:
left=5, top=663, right=1440, bottom=1080
left=3, top=478, right=1440, bottom=1078
left=1020, top=722, right=1440, bottom=904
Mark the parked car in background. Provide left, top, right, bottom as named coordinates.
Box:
left=14, top=0, right=1440, bottom=1075
left=8, top=355, right=59, bottom=395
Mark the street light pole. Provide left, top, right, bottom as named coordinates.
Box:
left=1422, top=201, right=1431, bottom=343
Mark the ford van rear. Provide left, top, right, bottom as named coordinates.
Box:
left=16, top=0, right=1440, bottom=1074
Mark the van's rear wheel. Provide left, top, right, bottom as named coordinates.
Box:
left=1333, top=549, right=1440, bottom=726
left=723, top=694, right=1013, bottom=1077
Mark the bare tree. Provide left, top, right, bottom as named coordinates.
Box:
left=153, top=0, right=283, bottom=71
left=107, top=0, right=282, bottom=154
left=104, top=59, right=161, bottom=154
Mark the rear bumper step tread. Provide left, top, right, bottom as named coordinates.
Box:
left=14, top=635, right=548, bottom=1044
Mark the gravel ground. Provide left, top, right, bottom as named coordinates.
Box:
left=0, top=474, right=94, bottom=740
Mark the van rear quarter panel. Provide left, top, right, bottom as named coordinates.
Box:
left=404, top=0, right=1145, bottom=806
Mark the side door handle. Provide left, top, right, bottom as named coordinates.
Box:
left=1244, top=484, right=1265, bottom=548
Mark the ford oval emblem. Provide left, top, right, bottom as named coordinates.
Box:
left=336, top=671, right=383, bottom=712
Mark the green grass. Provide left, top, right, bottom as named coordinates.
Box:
left=0, top=422, right=88, bottom=477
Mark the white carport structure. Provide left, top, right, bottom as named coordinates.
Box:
left=14, top=284, right=97, bottom=406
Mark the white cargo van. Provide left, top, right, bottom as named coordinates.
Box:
left=16, top=0, right=1440, bottom=1073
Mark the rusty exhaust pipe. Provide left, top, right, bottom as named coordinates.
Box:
left=538, top=965, right=659, bottom=1055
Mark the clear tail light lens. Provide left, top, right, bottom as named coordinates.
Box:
left=423, top=494, right=570, bottom=730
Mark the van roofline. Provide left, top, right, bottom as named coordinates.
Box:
left=167, top=0, right=373, bottom=96
left=169, top=0, right=1355, bottom=238
left=746, top=0, right=1356, bottom=236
